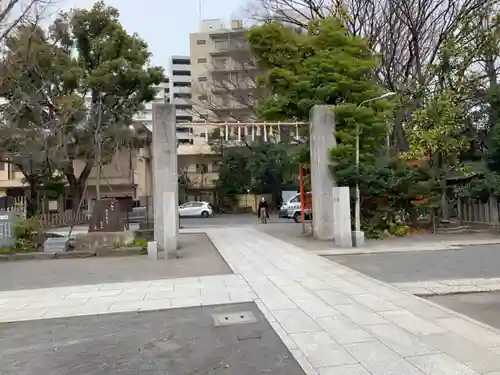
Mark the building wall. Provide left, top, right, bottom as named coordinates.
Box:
left=169, top=55, right=194, bottom=148
left=169, top=55, right=192, bottom=122
left=0, top=149, right=140, bottom=200
left=189, top=19, right=256, bottom=123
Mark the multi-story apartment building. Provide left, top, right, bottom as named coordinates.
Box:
left=189, top=19, right=257, bottom=123
left=159, top=19, right=258, bottom=203
left=168, top=56, right=192, bottom=122
left=168, top=56, right=193, bottom=147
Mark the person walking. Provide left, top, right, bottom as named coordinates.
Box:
left=257, top=196, right=269, bottom=224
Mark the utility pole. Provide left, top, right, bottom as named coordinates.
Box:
left=95, top=95, right=103, bottom=201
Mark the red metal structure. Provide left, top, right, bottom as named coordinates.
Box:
left=299, top=165, right=312, bottom=233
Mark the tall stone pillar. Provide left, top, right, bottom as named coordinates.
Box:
left=490, top=196, right=499, bottom=223
left=152, top=103, right=178, bottom=258
left=309, top=105, right=336, bottom=240
left=146, top=158, right=154, bottom=222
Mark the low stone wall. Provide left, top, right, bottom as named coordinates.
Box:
left=75, top=231, right=135, bottom=251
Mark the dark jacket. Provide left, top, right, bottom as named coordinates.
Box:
left=258, top=200, right=269, bottom=218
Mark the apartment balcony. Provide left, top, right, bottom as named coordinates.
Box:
left=171, top=75, right=191, bottom=84
left=208, top=28, right=246, bottom=39
left=209, top=42, right=250, bottom=57
left=210, top=64, right=256, bottom=76
left=172, top=86, right=191, bottom=94
left=212, top=105, right=252, bottom=115
left=211, top=85, right=257, bottom=94
left=183, top=171, right=218, bottom=188
left=177, top=142, right=215, bottom=156
left=172, top=97, right=191, bottom=106
left=171, top=63, right=191, bottom=71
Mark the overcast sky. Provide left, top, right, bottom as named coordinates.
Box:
left=57, top=0, right=248, bottom=68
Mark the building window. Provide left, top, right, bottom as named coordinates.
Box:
left=198, top=95, right=208, bottom=101
left=197, top=58, right=207, bottom=64
left=177, top=104, right=191, bottom=110
left=176, top=116, right=192, bottom=122
left=172, top=58, right=190, bottom=65
left=198, top=77, right=207, bottom=82
left=174, top=93, right=191, bottom=99
left=197, top=39, right=206, bottom=45
left=173, top=82, right=191, bottom=87
left=211, top=162, right=219, bottom=172
left=172, top=70, right=190, bottom=76
left=0, top=163, right=4, bottom=171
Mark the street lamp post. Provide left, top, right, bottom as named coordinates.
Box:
left=354, top=92, right=396, bottom=246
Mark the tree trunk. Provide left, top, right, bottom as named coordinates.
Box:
left=26, top=178, right=38, bottom=218
left=65, top=160, right=93, bottom=212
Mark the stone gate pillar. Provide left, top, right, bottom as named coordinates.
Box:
left=152, top=103, right=178, bottom=258
left=309, top=105, right=336, bottom=240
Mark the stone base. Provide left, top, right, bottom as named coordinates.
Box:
left=352, top=231, right=365, bottom=247
left=147, top=241, right=158, bottom=260
left=75, top=232, right=134, bottom=251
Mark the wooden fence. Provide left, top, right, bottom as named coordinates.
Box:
left=458, top=196, right=500, bottom=225
left=38, top=211, right=89, bottom=229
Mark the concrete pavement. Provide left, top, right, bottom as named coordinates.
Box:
left=393, top=278, right=500, bottom=296
left=0, top=233, right=230, bottom=291
left=2, top=227, right=500, bottom=373
left=326, top=245, right=500, bottom=283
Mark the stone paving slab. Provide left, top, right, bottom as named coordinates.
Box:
left=393, top=278, right=500, bottom=296
left=2, top=227, right=500, bottom=374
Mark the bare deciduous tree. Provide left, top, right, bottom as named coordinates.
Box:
left=243, top=0, right=493, bottom=151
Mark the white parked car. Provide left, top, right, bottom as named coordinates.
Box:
left=279, top=192, right=312, bottom=222
left=178, top=201, right=213, bottom=218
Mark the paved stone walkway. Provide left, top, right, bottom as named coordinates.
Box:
left=393, top=278, right=500, bottom=296
left=2, top=227, right=500, bottom=374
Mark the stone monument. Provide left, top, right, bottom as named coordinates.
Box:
left=151, top=103, right=179, bottom=259
left=309, top=105, right=336, bottom=240
left=333, top=186, right=352, bottom=248
left=88, top=199, right=124, bottom=232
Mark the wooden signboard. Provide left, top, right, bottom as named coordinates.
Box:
left=88, top=199, right=124, bottom=232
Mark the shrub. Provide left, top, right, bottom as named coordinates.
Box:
left=128, top=238, right=148, bottom=254
left=13, top=217, right=40, bottom=252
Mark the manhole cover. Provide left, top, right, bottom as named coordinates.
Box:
left=213, top=311, right=257, bottom=327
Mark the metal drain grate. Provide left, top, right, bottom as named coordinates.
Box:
left=212, top=311, right=257, bottom=327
